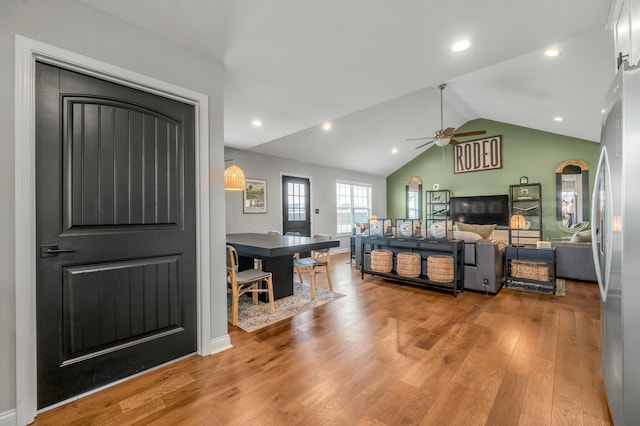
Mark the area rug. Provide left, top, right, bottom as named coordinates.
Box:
left=504, top=278, right=566, bottom=296
left=227, top=282, right=345, bottom=332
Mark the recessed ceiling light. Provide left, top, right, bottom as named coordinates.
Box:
left=554, top=116, right=564, bottom=122
left=391, top=148, right=398, bottom=154
left=252, top=119, right=263, bottom=127
left=322, top=122, right=332, bottom=131
left=545, top=48, right=560, bottom=57
left=601, top=109, right=607, bottom=114
left=451, top=39, right=471, bottom=52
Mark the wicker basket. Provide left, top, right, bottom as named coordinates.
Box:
left=371, top=249, right=393, bottom=273
left=511, top=260, right=551, bottom=282
left=396, top=252, right=422, bottom=278
left=427, top=255, right=454, bottom=283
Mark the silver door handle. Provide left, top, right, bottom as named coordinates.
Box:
left=46, top=247, right=75, bottom=253
left=591, top=146, right=611, bottom=302
left=40, top=244, right=75, bottom=258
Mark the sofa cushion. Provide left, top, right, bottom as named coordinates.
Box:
left=456, top=222, right=496, bottom=240
left=454, top=230, right=483, bottom=243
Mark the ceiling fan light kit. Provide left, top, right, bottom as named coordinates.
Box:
left=435, top=138, right=451, bottom=147
left=408, top=83, right=487, bottom=150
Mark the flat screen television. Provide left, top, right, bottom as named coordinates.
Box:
left=450, top=194, right=509, bottom=227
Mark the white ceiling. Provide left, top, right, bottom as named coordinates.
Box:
left=81, top=0, right=615, bottom=176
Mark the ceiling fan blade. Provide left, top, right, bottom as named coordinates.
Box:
left=449, top=139, right=459, bottom=145
left=451, top=130, right=487, bottom=138
left=405, top=136, right=431, bottom=141
left=442, top=127, right=456, bottom=136
left=415, top=140, right=435, bottom=149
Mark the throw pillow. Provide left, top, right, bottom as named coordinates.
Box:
left=571, top=229, right=592, bottom=242
left=453, top=230, right=483, bottom=243
left=455, top=222, right=496, bottom=240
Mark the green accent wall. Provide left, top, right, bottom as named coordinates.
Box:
left=387, top=118, right=601, bottom=241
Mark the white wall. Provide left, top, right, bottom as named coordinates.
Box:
left=225, top=148, right=387, bottom=252
left=0, top=0, right=226, bottom=418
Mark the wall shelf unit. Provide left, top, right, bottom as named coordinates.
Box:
left=425, top=189, right=451, bottom=239
left=509, top=183, right=542, bottom=246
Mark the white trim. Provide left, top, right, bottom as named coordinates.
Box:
left=14, top=35, right=219, bottom=425
left=209, top=335, right=233, bottom=354
left=328, top=247, right=350, bottom=254
left=335, top=178, right=374, bottom=188
left=607, top=0, right=623, bottom=29
left=0, top=409, right=17, bottom=426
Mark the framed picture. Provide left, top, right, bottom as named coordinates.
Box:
left=243, top=178, right=267, bottom=213
left=453, top=135, right=502, bottom=174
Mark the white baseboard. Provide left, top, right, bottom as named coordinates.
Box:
left=0, top=409, right=16, bottom=426
left=209, top=334, right=232, bottom=355
left=331, top=248, right=350, bottom=255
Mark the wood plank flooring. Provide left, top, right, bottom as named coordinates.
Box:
left=33, top=253, right=612, bottom=425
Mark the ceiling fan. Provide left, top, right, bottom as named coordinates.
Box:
left=407, top=83, right=486, bottom=149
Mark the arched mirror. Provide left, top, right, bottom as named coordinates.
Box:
left=556, top=160, right=589, bottom=231
left=406, top=176, right=422, bottom=220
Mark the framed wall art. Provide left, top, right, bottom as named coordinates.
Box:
left=243, top=178, right=267, bottom=213
left=453, top=135, right=503, bottom=174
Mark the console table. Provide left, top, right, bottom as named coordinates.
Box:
left=360, top=236, right=464, bottom=296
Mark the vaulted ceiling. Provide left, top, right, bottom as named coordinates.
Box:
left=81, top=0, right=614, bottom=176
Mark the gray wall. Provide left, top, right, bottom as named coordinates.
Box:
left=0, top=0, right=226, bottom=416
left=225, top=148, right=387, bottom=252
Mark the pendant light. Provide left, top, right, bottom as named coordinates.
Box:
left=224, top=160, right=245, bottom=191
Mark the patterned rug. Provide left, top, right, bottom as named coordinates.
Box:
left=504, top=278, right=566, bottom=296
left=227, top=282, right=345, bottom=332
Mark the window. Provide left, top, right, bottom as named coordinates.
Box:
left=336, top=182, right=372, bottom=234
left=407, top=191, right=420, bottom=219
left=287, top=181, right=306, bottom=221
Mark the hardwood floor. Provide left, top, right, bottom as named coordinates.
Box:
left=33, top=253, right=612, bottom=425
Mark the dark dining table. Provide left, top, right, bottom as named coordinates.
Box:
left=226, top=233, right=340, bottom=299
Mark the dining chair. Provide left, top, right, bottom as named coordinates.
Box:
left=293, top=234, right=333, bottom=299
left=226, top=245, right=275, bottom=326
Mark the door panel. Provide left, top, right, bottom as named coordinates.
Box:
left=36, top=62, right=196, bottom=409
left=62, top=256, right=181, bottom=364
left=65, top=98, right=181, bottom=227
left=282, top=176, right=311, bottom=236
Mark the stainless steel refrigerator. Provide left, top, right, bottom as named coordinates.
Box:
left=593, top=62, right=640, bottom=425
